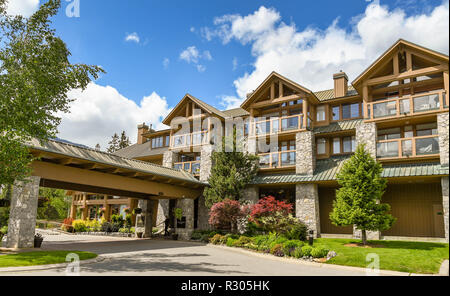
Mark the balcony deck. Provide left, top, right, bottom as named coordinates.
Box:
left=376, top=134, right=440, bottom=161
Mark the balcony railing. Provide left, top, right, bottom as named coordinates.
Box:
left=174, top=161, right=201, bottom=176
left=376, top=135, right=440, bottom=159
left=258, top=150, right=296, bottom=169
left=171, top=131, right=208, bottom=148
left=367, top=90, right=448, bottom=121
left=250, top=114, right=312, bottom=137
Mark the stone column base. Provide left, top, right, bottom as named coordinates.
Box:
left=442, top=176, right=449, bottom=243
left=137, top=199, right=157, bottom=238
left=295, top=184, right=320, bottom=238
left=175, top=198, right=194, bottom=240
left=6, top=176, right=41, bottom=249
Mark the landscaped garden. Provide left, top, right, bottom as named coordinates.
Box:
left=0, top=251, right=97, bottom=268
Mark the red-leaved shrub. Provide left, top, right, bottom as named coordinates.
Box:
left=249, top=196, right=293, bottom=221
left=208, top=199, right=246, bottom=232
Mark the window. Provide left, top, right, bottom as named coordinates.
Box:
left=316, top=106, right=326, bottom=121
left=343, top=136, right=355, bottom=153
left=332, top=106, right=340, bottom=121
left=416, top=122, right=437, bottom=136
left=317, top=138, right=326, bottom=155
left=151, top=136, right=164, bottom=148
left=280, top=140, right=295, bottom=151
left=333, top=138, right=341, bottom=154
left=342, top=103, right=360, bottom=119
left=377, top=128, right=401, bottom=141
left=404, top=126, right=413, bottom=138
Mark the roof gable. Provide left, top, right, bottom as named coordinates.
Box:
left=352, top=39, right=449, bottom=87
left=240, top=72, right=318, bottom=109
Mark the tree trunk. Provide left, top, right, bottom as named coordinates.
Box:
left=361, top=229, right=367, bottom=245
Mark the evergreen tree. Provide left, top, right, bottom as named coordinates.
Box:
left=330, top=144, right=395, bottom=245
left=95, top=143, right=101, bottom=151
left=107, top=133, right=120, bottom=153
left=0, top=0, right=103, bottom=186
left=118, top=131, right=130, bottom=149
left=203, top=133, right=259, bottom=208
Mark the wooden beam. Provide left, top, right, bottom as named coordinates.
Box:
left=56, top=158, right=74, bottom=165
left=32, top=160, right=202, bottom=199
left=366, top=64, right=448, bottom=86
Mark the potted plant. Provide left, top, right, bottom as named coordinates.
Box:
left=34, top=233, right=44, bottom=248
left=171, top=208, right=183, bottom=240
left=133, top=208, right=142, bottom=215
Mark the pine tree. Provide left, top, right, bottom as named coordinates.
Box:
left=330, top=144, right=395, bottom=245
left=118, top=131, right=130, bottom=149
left=95, top=143, right=101, bottom=151
left=203, top=133, right=259, bottom=208
left=107, top=133, right=119, bottom=153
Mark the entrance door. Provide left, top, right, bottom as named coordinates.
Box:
left=433, top=204, right=445, bottom=237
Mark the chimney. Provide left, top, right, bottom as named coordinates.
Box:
left=137, top=123, right=149, bottom=144
left=333, top=71, right=348, bottom=98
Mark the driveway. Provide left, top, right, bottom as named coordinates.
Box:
left=5, top=231, right=376, bottom=276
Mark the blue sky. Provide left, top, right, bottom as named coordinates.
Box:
left=6, top=0, right=449, bottom=148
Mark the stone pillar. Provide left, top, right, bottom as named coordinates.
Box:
left=442, top=176, right=449, bottom=242
left=6, top=176, right=40, bottom=249
left=197, top=195, right=210, bottom=230
left=200, top=144, right=213, bottom=182
left=240, top=186, right=259, bottom=204
left=438, top=113, right=449, bottom=166
left=296, top=131, right=315, bottom=175
left=137, top=199, right=157, bottom=238
left=163, top=150, right=178, bottom=168
left=155, top=199, right=170, bottom=229
left=356, top=122, right=377, bottom=158
left=175, top=198, right=195, bottom=240
left=69, top=203, right=77, bottom=219
left=295, top=183, right=320, bottom=238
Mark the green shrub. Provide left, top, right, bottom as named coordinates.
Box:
left=0, top=225, right=7, bottom=235
left=111, top=214, right=124, bottom=227
left=284, top=222, right=308, bottom=241
left=301, top=245, right=313, bottom=257
left=210, top=234, right=225, bottom=245
left=72, top=219, right=87, bottom=232
left=282, top=240, right=304, bottom=257
left=232, top=236, right=252, bottom=248
left=226, top=237, right=236, bottom=247
left=293, top=247, right=303, bottom=258
left=191, top=231, right=203, bottom=240
left=311, top=246, right=329, bottom=258
left=200, top=234, right=210, bottom=243
left=252, top=235, right=268, bottom=246
left=270, top=244, right=284, bottom=257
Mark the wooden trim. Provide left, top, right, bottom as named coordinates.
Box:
left=258, top=150, right=296, bottom=170
left=365, top=64, right=448, bottom=86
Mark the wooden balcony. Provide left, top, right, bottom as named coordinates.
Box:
left=366, top=90, right=448, bottom=122
left=174, top=161, right=201, bottom=176
left=376, top=135, right=440, bottom=160
left=258, top=150, right=296, bottom=170
left=170, top=131, right=208, bottom=149
left=250, top=114, right=312, bottom=137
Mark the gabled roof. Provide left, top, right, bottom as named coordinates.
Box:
left=162, top=94, right=228, bottom=125
left=240, top=71, right=319, bottom=109
left=114, top=141, right=168, bottom=159
left=313, top=86, right=359, bottom=102
left=352, top=39, right=449, bottom=87
left=222, top=108, right=249, bottom=118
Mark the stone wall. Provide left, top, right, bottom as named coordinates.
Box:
left=240, top=186, right=259, bottom=204
left=296, top=131, right=315, bottom=175
left=438, top=112, right=449, bottom=166
left=200, top=144, right=213, bottom=182
left=155, top=199, right=170, bottom=229
left=356, top=122, right=377, bottom=158
left=163, top=150, right=178, bottom=168
left=6, top=176, right=41, bottom=248
left=196, top=195, right=211, bottom=230
left=295, top=184, right=320, bottom=237
left=175, top=198, right=195, bottom=240
left=442, top=176, right=449, bottom=242
left=136, top=199, right=157, bottom=238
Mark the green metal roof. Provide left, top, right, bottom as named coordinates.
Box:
left=313, top=86, right=359, bottom=102
left=314, top=119, right=362, bottom=135
left=26, top=138, right=206, bottom=186
left=222, top=108, right=250, bottom=118
left=251, top=157, right=447, bottom=185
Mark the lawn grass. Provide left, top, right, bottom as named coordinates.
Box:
left=0, top=251, right=97, bottom=268
left=314, top=238, right=449, bottom=274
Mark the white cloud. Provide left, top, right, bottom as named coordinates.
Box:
left=180, top=46, right=200, bottom=63
left=190, top=27, right=195, bottom=32
left=57, top=83, right=171, bottom=149
left=196, top=65, right=206, bottom=72
left=232, top=57, right=238, bottom=70
left=219, top=95, right=242, bottom=109
left=163, top=58, right=170, bottom=69
left=204, top=2, right=449, bottom=109
left=125, top=32, right=140, bottom=43
left=180, top=46, right=213, bottom=72
left=6, top=0, right=39, bottom=17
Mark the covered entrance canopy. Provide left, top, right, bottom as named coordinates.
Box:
left=6, top=138, right=206, bottom=249
left=27, top=138, right=206, bottom=199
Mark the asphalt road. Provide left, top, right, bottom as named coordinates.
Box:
left=6, top=231, right=373, bottom=276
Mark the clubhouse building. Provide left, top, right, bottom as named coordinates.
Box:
left=68, top=39, right=450, bottom=242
